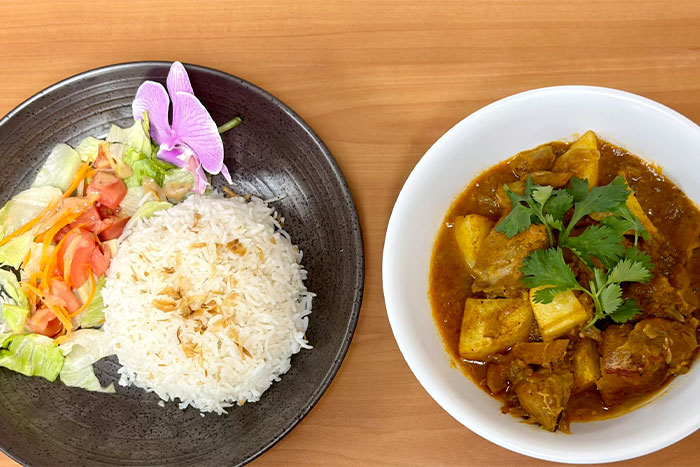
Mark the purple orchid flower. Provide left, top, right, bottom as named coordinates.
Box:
left=132, top=61, right=232, bottom=193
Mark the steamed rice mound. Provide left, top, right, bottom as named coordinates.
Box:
left=101, top=195, right=312, bottom=414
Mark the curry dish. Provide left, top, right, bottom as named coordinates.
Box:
left=429, top=131, right=700, bottom=432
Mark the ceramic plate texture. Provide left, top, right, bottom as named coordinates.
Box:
left=0, top=62, right=363, bottom=466
left=383, top=86, right=700, bottom=464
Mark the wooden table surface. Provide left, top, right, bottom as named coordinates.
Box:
left=1, top=1, right=700, bottom=465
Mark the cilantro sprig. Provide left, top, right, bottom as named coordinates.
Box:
left=495, top=175, right=653, bottom=326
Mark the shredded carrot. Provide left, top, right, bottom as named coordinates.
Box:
left=39, top=209, right=82, bottom=270
left=69, top=268, right=95, bottom=318
left=22, top=247, right=32, bottom=268
left=0, top=162, right=92, bottom=248
left=22, top=282, right=72, bottom=333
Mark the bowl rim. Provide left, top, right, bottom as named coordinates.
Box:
left=383, top=85, right=700, bottom=464
left=0, top=60, right=365, bottom=466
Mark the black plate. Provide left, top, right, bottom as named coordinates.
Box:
left=0, top=62, right=363, bottom=466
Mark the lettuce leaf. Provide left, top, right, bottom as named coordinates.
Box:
left=163, top=168, right=194, bottom=195
left=106, top=121, right=152, bottom=156
left=2, top=304, right=27, bottom=334
left=59, top=329, right=114, bottom=393
left=0, top=269, right=29, bottom=333
left=75, top=136, right=103, bottom=163
left=78, top=277, right=107, bottom=329
left=0, top=269, right=27, bottom=308
left=0, top=334, right=64, bottom=382
left=32, top=143, right=82, bottom=193
left=126, top=200, right=172, bottom=229
left=0, top=232, right=33, bottom=269
left=124, top=156, right=175, bottom=187
left=0, top=186, right=62, bottom=239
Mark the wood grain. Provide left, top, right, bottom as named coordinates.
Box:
left=1, top=1, right=700, bottom=465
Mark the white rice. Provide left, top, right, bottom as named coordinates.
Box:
left=101, top=195, right=313, bottom=414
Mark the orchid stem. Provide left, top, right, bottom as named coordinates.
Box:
left=218, top=117, right=242, bottom=134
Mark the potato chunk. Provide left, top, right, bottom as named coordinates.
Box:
left=625, top=192, right=658, bottom=236
left=552, top=131, right=600, bottom=187
left=529, top=288, right=589, bottom=340
left=572, top=338, right=601, bottom=392
left=458, top=298, right=534, bottom=361
left=569, top=130, right=598, bottom=151
left=453, top=215, right=494, bottom=268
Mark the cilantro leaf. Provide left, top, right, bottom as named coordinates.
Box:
left=623, top=247, right=654, bottom=271
left=562, top=225, right=625, bottom=269
left=608, top=299, right=642, bottom=323
left=543, top=190, right=574, bottom=220
left=532, top=285, right=571, bottom=304
left=495, top=204, right=533, bottom=237
left=567, top=176, right=632, bottom=230
left=608, top=258, right=652, bottom=284
left=600, top=283, right=623, bottom=315
left=614, top=204, right=650, bottom=242
left=520, top=248, right=580, bottom=291
left=568, top=177, right=590, bottom=202
left=531, top=185, right=553, bottom=206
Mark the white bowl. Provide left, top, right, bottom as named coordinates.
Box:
left=383, top=86, right=700, bottom=464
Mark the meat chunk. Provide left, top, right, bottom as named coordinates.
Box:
left=471, top=224, right=549, bottom=297
left=506, top=145, right=556, bottom=177
left=515, top=368, right=574, bottom=431
left=625, top=275, right=694, bottom=322
left=596, top=319, right=698, bottom=405
left=510, top=339, right=569, bottom=367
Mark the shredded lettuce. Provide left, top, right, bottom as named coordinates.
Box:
left=124, top=155, right=176, bottom=187
left=0, top=232, right=33, bottom=269
left=78, top=277, right=107, bottom=329
left=163, top=168, right=194, bottom=193
left=32, top=144, right=82, bottom=193
left=75, top=136, right=103, bottom=163
left=0, top=186, right=62, bottom=239
left=0, top=334, right=64, bottom=382
left=58, top=329, right=114, bottom=393
left=126, top=200, right=172, bottom=228
left=0, top=269, right=29, bottom=333
left=2, top=305, right=27, bottom=334
left=106, top=121, right=152, bottom=156
left=0, top=269, right=27, bottom=308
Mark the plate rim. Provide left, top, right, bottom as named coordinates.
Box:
left=0, top=60, right=365, bottom=466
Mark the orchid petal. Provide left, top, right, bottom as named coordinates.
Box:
left=170, top=91, right=224, bottom=174
left=185, top=156, right=209, bottom=194
left=132, top=81, right=171, bottom=145
left=220, top=163, right=233, bottom=185
left=167, top=61, right=194, bottom=97
left=156, top=146, right=187, bottom=168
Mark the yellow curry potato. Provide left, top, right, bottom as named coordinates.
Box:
left=529, top=288, right=590, bottom=340
left=569, top=130, right=598, bottom=151
left=572, top=338, right=601, bottom=393
left=458, top=298, right=533, bottom=361
left=453, top=214, right=494, bottom=268
left=625, top=192, right=658, bottom=236
left=552, top=131, right=600, bottom=187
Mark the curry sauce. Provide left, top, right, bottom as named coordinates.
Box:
left=429, top=136, right=700, bottom=429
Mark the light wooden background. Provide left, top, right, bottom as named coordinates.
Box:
left=1, top=1, right=700, bottom=466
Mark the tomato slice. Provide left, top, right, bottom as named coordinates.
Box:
left=58, top=229, right=96, bottom=288
left=87, top=172, right=127, bottom=209
left=27, top=307, right=62, bottom=337
left=99, top=216, right=129, bottom=241
left=49, top=278, right=81, bottom=314
left=94, top=145, right=111, bottom=170
left=88, top=245, right=111, bottom=277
